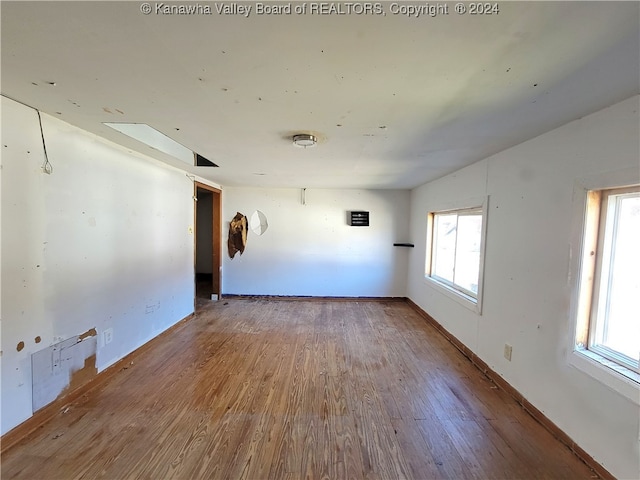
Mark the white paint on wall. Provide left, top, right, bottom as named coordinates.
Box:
left=1, top=97, right=195, bottom=435
left=407, top=95, right=640, bottom=479
left=31, top=333, right=97, bottom=411
left=222, top=188, right=410, bottom=297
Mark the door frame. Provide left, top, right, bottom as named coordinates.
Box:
left=194, top=182, right=222, bottom=301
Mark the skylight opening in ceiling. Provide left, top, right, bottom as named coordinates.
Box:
left=195, top=153, right=218, bottom=167
left=104, top=122, right=209, bottom=166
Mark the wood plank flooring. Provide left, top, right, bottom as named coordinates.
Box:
left=1, top=299, right=598, bottom=479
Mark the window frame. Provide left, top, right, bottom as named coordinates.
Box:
left=424, top=197, right=488, bottom=314
left=570, top=176, right=640, bottom=398
left=586, top=186, right=640, bottom=374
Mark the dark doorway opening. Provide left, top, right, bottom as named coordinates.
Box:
left=194, top=184, right=221, bottom=301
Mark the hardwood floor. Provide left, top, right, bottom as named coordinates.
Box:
left=2, top=299, right=598, bottom=479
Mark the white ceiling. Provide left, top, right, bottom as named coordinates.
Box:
left=2, top=1, right=639, bottom=189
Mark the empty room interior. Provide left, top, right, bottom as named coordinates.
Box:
left=1, top=1, right=639, bottom=479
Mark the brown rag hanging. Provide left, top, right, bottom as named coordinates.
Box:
left=227, top=212, right=248, bottom=258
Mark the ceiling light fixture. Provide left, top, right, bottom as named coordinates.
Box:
left=293, top=134, right=317, bottom=148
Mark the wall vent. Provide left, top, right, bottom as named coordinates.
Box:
left=349, top=211, right=369, bottom=226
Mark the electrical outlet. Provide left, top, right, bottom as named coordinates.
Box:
left=104, top=328, right=113, bottom=345
left=504, top=343, right=513, bottom=361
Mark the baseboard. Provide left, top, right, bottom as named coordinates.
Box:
left=221, top=294, right=406, bottom=302
left=405, top=298, right=614, bottom=480
left=0, top=312, right=194, bottom=455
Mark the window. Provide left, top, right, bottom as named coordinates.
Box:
left=426, top=206, right=485, bottom=307
left=576, top=185, right=640, bottom=378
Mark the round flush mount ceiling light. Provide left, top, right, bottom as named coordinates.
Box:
left=292, top=134, right=317, bottom=148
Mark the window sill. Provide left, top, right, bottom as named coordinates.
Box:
left=569, top=349, right=640, bottom=405
left=423, top=276, right=481, bottom=314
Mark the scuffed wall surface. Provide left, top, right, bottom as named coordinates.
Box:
left=222, top=188, right=410, bottom=297
left=31, top=330, right=97, bottom=411
left=407, top=95, right=640, bottom=479
left=1, top=97, right=195, bottom=434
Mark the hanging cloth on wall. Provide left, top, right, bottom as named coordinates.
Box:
left=227, top=212, right=248, bottom=259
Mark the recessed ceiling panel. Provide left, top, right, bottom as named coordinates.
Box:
left=104, top=123, right=193, bottom=165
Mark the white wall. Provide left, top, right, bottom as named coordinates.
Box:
left=1, top=97, right=195, bottom=435
left=408, top=95, right=640, bottom=479
left=222, top=188, right=410, bottom=297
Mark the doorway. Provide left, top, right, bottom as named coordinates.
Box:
left=194, top=183, right=221, bottom=301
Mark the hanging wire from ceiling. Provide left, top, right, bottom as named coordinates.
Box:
left=36, top=110, right=53, bottom=174
left=1, top=94, right=54, bottom=175
left=185, top=173, right=199, bottom=201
